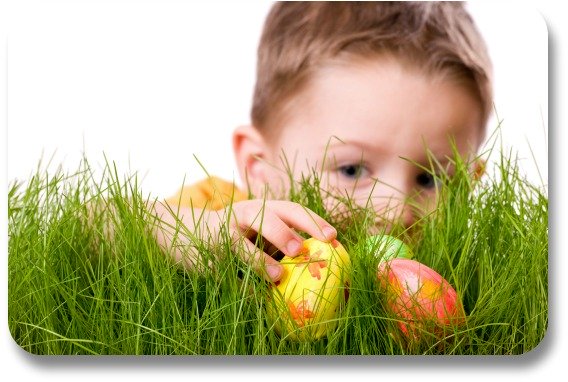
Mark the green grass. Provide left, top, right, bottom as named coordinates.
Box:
left=7, top=146, right=548, bottom=355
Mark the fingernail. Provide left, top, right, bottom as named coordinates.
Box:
left=323, top=226, right=336, bottom=240
left=287, top=239, right=302, bottom=256
left=266, top=264, right=282, bottom=281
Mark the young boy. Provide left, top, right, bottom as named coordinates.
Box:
left=152, top=2, right=492, bottom=283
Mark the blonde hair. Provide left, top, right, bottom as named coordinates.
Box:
left=251, top=1, right=493, bottom=139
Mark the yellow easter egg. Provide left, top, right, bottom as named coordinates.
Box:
left=266, top=238, right=350, bottom=341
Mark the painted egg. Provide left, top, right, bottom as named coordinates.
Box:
left=377, top=258, right=465, bottom=339
left=365, top=234, right=413, bottom=263
left=267, top=238, right=350, bottom=341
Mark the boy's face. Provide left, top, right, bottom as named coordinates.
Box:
left=235, top=57, right=484, bottom=231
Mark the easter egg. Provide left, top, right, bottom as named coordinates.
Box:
left=365, top=234, right=413, bottom=263
left=267, top=238, right=350, bottom=341
left=377, top=258, right=465, bottom=339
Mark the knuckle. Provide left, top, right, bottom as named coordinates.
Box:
left=233, top=200, right=260, bottom=225
left=271, top=224, right=295, bottom=243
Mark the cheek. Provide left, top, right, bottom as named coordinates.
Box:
left=262, top=169, right=290, bottom=199
left=320, top=186, right=378, bottom=229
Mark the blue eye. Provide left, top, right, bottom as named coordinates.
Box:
left=338, top=164, right=367, bottom=179
left=416, top=172, right=441, bottom=189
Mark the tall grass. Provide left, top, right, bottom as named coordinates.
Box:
left=8, top=148, right=547, bottom=355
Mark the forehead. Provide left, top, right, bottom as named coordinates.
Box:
left=271, top=57, right=484, bottom=159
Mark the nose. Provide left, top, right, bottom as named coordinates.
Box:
left=370, top=182, right=417, bottom=230
left=392, top=199, right=416, bottom=228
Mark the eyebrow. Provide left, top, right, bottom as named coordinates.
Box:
left=321, top=138, right=377, bottom=152
left=324, top=139, right=456, bottom=169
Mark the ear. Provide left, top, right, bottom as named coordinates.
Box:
left=233, top=125, right=271, bottom=197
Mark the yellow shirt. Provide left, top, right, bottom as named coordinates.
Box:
left=164, top=176, right=248, bottom=210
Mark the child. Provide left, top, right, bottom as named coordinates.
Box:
left=152, top=2, right=492, bottom=283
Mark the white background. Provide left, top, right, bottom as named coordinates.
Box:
left=1, top=0, right=563, bottom=381
left=5, top=0, right=548, bottom=197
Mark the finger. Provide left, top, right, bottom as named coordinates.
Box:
left=238, top=208, right=309, bottom=258
left=229, top=200, right=337, bottom=258
left=245, top=233, right=283, bottom=260
left=267, top=201, right=337, bottom=242
left=236, top=234, right=284, bottom=282
left=230, top=202, right=306, bottom=258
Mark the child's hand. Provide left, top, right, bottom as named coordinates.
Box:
left=208, top=200, right=337, bottom=282
left=151, top=199, right=336, bottom=282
